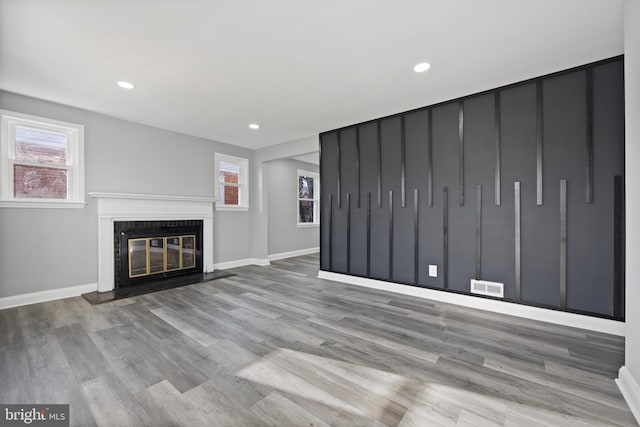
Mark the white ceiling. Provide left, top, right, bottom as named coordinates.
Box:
left=0, top=0, right=624, bottom=150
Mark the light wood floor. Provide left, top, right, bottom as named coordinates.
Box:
left=0, top=254, right=636, bottom=426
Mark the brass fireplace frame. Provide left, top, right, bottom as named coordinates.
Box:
left=128, top=234, right=196, bottom=278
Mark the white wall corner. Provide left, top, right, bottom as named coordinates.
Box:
left=616, top=366, right=640, bottom=424
left=317, top=271, right=625, bottom=337
left=0, top=283, right=97, bottom=310
left=268, top=247, right=319, bottom=261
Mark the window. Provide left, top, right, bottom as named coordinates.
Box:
left=215, top=153, right=249, bottom=210
left=0, top=110, right=85, bottom=208
left=297, top=169, right=319, bottom=226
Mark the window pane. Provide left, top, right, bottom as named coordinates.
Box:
left=15, top=125, right=67, bottom=165
left=129, top=239, right=147, bottom=277
left=299, top=201, right=315, bottom=223
left=219, top=161, right=239, bottom=184
left=299, top=176, right=314, bottom=199
left=182, top=236, right=195, bottom=268
left=221, top=184, right=239, bottom=205
left=14, top=164, right=67, bottom=199
left=167, top=237, right=181, bottom=270
left=149, top=238, right=164, bottom=274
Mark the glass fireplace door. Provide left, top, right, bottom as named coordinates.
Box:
left=128, top=235, right=196, bottom=279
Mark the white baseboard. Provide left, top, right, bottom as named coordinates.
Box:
left=0, top=283, right=98, bottom=310
left=268, top=247, right=319, bottom=261
left=214, top=258, right=270, bottom=270
left=0, top=255, right=278, bottom=309
left=617, top=366, right=640, bottom=423
left=317, top=271, right=625, bottom=336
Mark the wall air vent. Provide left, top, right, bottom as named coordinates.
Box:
left=470, top=279, right=504, bottom=298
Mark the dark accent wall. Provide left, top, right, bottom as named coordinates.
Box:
left=320, top=56, right=625, bottom=319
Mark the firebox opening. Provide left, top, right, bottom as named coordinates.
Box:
left=114, top=220, right=203, bottom=288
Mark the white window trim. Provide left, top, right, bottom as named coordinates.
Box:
left=297, top=169, right=319, bottom=227
left=215, top=152, right=249, bottom=211
left=0, top=109, right=85, bottom=208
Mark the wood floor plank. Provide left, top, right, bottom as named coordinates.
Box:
left=226, top=307, right=326, bottom=347
left=139, top=379, right=212, bottom=426
left=308, top=315, right=441, bottom=364
left=0, top=253, right=635, bottom=426
left=249, top=391, right=332, bottom=427
left=82, top=375, right=144, bottom=427
left=0, top=307, right=24, bottom=348
left=0, top=343, right=34, bottom=403
left=177, top=369, right=271, bottom=426
left=486, top=354, right=627, bottom=409
left=281, top=390, right=389, bottom=427
left=150, top=307, right=219, bottom=347
left=90, top=326, right=166, bottom=395
left=55, top=323, right=112, bottom=384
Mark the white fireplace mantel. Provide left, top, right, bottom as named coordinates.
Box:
left=89, top=192, right=216, bottom=292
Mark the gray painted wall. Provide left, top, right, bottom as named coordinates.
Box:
left=0, top=90, right=253, bottom=298
left=249, top=135, right=320, bottom=261
left=266, top=159, right=319, bottom=255
left=320, top=57, right=625, bottom=319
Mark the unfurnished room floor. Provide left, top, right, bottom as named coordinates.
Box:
left=0, top=254, right=636, bottom=426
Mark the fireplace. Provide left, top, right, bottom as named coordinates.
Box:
left=89, top=192, right=216, bottom=293
left=114, top=220, right=203, bottom=288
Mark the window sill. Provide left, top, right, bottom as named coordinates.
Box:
left=216, top=205, right=249, bottom=212
left=0, top=199, right=86, bottom=209
left=297, top=223, right=319, bottom=228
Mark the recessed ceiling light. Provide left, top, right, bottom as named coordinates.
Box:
left=117, top=81, right=135, bottom=90
left=249, top=123, right=260, bottom=130
left=413, top=62, right=431, bottom=73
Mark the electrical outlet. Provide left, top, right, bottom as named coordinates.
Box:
left=428, top=264, right=438, bottom=277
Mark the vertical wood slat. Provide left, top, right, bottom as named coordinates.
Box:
left=537, top=81, right=544, bottom=206
left=475, top=185, right=482, bottom=279
left=346, top=193, right=351, bottom=273
left=337, top=131, right=342, bottom=209
left=514, top=181, right=522, bottom=301
left=427, top=109, right=434, bottom=207
left=443, top=187, right=449, bottom=289
left=495, top=92, right=501, bottom=206
left=414, top=188, right=419, bottom=285
left=586, top=67, right=594, bottom=204
left=398, top=115, right=405, bottom=208
left=329, top=194, right=333, bottom=271
left=389, top=190, right=394, bottom=281
left=560, top=179, right=567, bottom=308
left=366, top=192, right=371, bottom=277
left=613, top=175, right=623, bottom=319
left=355, top=127, right=361, bottom=208
left=458, top=101, right=465, bottom=206
left=377, top=121, right=382, bottom=208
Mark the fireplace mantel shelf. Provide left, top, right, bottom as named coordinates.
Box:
left=89, top=192, right=217, bottom=203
